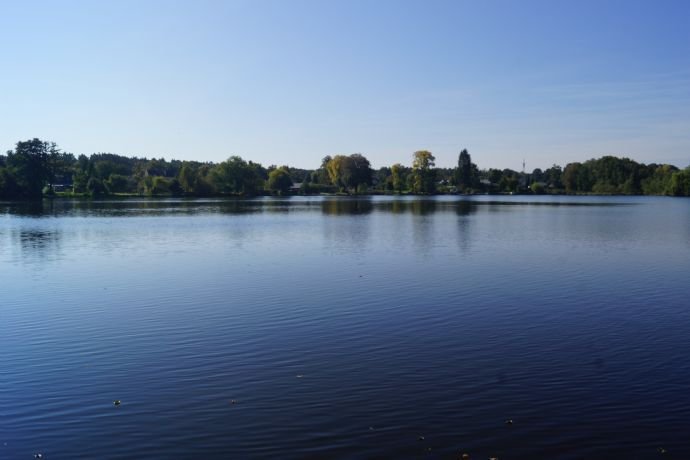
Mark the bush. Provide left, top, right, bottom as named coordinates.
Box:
left=530, top=182, right=545, bottom=194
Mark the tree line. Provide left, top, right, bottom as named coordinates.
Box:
left=1, top=138, right=689, bottom=199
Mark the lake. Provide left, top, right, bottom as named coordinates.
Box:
left=2, top=195, right=690, bottom=459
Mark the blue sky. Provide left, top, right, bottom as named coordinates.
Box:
left=1, top=0, right=689, bottom=169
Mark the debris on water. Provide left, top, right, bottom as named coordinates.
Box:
left=460, top=453, right=470, bottom=460
left=418, top=435, right=425, bottom=441
left=504, top=419, right=513, bottom=425
left=658, top=447, right=667, bottom=454
left=296, top=374, right=304, bottom=378
left=34, top=454, right=44, bottom=459
left=113, top=400, right=121, bottom=407
left=230, top=399, right=237, bottom=405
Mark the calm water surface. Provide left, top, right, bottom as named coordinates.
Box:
left=2, top=196, right=690, bottom=459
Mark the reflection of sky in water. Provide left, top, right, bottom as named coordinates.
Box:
left=2, top=195, right=690, bottom=458
left=2, top=197, right=686, bottom=270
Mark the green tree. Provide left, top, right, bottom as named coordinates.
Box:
left=150, top=176, right=172, bottom=195
left=326, top=154, right=372, bottom=193
left=374, top=166, right=392, bottom=191
left=391, top=163, right=404, bottom=193
left=456, top=148, right=473, bottom=191
left=641, top=164, right=677, bottom=195
left=487, top=168, right=503, bottom=185
left=668, top=168, right=690, bottom=196
left=178, top=164, right=196, bottom=193
left=326, top=155, right=347, bottom=190
left=105, top=174, right=132, bottom=193
left=5, top=138, right=52, bottom=198
left=313, top=156, right=332, bottom=185
left=0, top=167, right=20, bottom=198
left=193, top=165, right=216, bottom=196
left=563, top=162, right=593, bottom=193
left=530, top=181, right=545, bottom=194
left=267, top=167, right=293, bottom=195
left=531, top=168, right=544, bottom=183
left=211, top=156, right=263, bottom=195
left=72, top=170, right=89, bottom=194
left=86, top=177, right=106, bottom=196
left=412, top=150, right=436, bottom=194
left=498, top=171, right=519, bottom=193
left=348, top=153, right=372, bottom=193
left=544, top=164, right=563, bottom=189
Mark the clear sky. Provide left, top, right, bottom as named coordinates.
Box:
left=1, top=0, right=689, bottom=170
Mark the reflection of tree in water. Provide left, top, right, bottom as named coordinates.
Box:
left=373, top=199, right=437, bottom=215
left=408, top=201, right=440, bottom=256
left=455, top=201, right=475, bottom=253
left=0, top=198, right=269, bottom=217
left=2, top=201, right=47, bottom=217
left=321, top=198, right=373, bottom=216
left=216, top=199, right=264, bottom=215
left=387, top=200, right=407, bottom=214
left=410, top=200, right=477, bottom=255
left=409, top=199, right=437, bottom=215
left=455, top=200, right=476, bottom=216
left=320, top=199, right=372, bottom=254
left=411, top=210, right=435, bottom=256
left=14, top=228, right=62, bottom=262
left=373, top=198, right=477, bottom=216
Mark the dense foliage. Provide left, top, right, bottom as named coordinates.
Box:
left=1, top=138, right=688, bottom=199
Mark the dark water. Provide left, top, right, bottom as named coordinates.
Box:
left=2, top=196, right=690, bottom=459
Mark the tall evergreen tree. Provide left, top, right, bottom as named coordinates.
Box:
left=456, top=149, right=473, bottom=192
